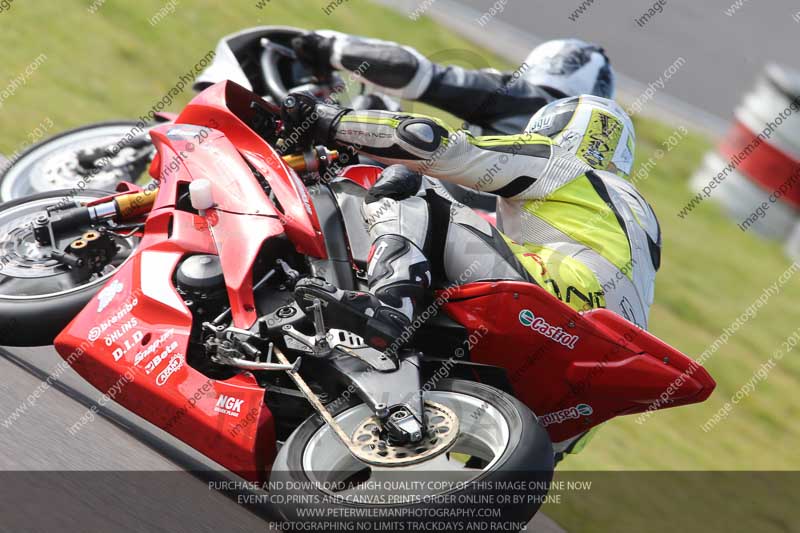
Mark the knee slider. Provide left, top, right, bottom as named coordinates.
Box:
left=366, top=164, right=423, bottom=204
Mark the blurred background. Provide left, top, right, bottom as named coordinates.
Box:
left=1, top=1, right=798, bottom=532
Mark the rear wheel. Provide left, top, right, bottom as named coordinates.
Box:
left=0, top=190, right=139, bottom=346
left=269, top=379, right=554, bottom=532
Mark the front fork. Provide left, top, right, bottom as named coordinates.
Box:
left=30, top=144, right=337, bottom=269
left=32, top=188, right=158, bottom=270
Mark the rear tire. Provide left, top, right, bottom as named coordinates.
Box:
left=269, top=379, right=554, bottom=532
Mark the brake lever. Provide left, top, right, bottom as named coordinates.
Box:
left=260, top=38, right=297, bottom=60
left=263, top=36, right=333, bottom=85
left=248, top=101, right=279, bottom=140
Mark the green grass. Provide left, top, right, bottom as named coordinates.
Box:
left=0, top=0, right=491, bottom=152
left=1, top=1, right=798, bottom=531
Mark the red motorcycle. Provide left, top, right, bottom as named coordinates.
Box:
left=0, top=80, right=715, bottom=529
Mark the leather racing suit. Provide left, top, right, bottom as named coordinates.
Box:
left=320, top=32, right=566, bottom=135
left=328, top=109, right=662, bottom=330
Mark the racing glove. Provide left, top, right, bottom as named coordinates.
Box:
left=291, top=32, right=336, bottom=79
left=291, top=31, right=433, bottom=101
left=279, top=92, right=349, bottom=152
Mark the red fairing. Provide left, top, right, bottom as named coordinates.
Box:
left=54, top=211, right=275, bottom=480
left=147, top=126, right=285, bottom=329
left=52, top=82, right=330, bottom=480
left=167, top=80, right=327, bottom=259
left=441, top=282, right=716, bottom=443
left=336, top=164, right=383, bottom=189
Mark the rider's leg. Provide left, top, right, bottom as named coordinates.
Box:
left=294, top=166, right=432, bottom=350
left=423, top=191, right=532, bottom=285
left=293, top=276, right=416, bottom=350
left=295, top=165, right=532, bottom=350
left=358, top=170, right=531, bottom=315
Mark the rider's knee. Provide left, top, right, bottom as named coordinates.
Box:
left=365, top=164, right=423, bottom=204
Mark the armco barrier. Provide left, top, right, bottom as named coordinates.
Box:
left=690, top=63, right=800, bottom=246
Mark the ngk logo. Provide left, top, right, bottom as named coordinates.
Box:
left=214, top=394, right=244, bottom=417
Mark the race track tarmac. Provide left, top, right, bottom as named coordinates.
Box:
left=0, top=345, right=565, bottom=532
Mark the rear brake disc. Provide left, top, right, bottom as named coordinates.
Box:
left=350, top=401, right=460, bottom=467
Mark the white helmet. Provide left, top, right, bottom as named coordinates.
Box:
left=525, top=95, right=635, bottom=178
left=523, top=39, right=615, bottom=99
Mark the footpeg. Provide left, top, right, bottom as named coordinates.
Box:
left=203, top=323, right=298, bottom=371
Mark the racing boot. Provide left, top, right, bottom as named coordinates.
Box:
left=294, top=277, right=412, bottom=351
left=294, top=235, right=431, bottom=352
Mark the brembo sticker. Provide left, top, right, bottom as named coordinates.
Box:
left=518, top=309, right=580, bottom=349
left=88, top=295, right=138, bottom=342
left=539, top=404, right=593, bottom=427
left=156, top=354, right=184, bottom=386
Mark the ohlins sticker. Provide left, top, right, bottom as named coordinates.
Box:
left=88, top=296, right=138, bottom=342
left=539, top=404, right=593, bottom=427
left=518, top=309, right=580, bottom=349
left=103, top=318, right=138, bottom=347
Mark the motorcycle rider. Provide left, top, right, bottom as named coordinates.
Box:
left=287, top=94, right=661, bottom=352
left=291, top=31, right=616, bottom=135
left=293, top=31, right=617, bottom=210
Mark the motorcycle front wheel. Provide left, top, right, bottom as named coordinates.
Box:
left=269, top=379, right=554, bottom=532
left=0, top=121, right=152, bottom=203
left=0, top=190, right=139, bottom=346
